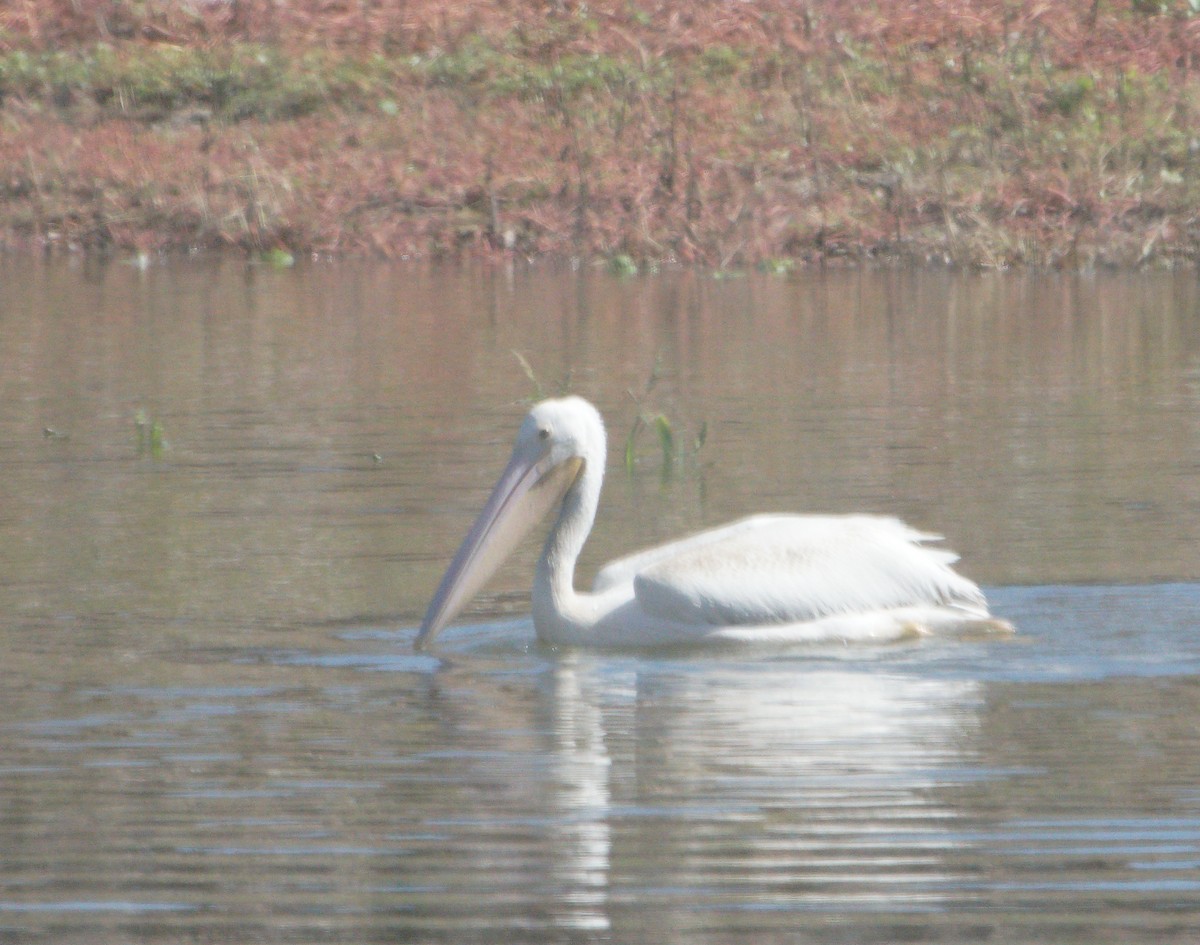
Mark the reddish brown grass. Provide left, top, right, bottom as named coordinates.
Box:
left=2, top=1, right=1200, bottom=266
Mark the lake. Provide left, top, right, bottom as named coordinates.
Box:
left=1, top=258, right=1199, bottom=943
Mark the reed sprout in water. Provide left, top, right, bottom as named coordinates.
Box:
left=623, top=362, right=707, bottom=480
left=135, top=409, right=167, bottom=458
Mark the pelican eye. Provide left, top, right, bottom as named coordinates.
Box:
left=537, top=428, right=550, bottom=441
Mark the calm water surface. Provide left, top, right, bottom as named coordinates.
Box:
left=1, top=259, right=1199, bottom=943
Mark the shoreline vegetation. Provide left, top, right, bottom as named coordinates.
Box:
left=3, top=1, right=1200, bottom=270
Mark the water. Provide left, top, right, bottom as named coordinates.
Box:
left=1, top=259, right=1199, bottom=942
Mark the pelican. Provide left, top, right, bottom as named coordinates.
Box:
left=416, top=397, right=1011, bottom=650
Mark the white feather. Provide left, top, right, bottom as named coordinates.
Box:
left=617, top=514, right=987, bottom=627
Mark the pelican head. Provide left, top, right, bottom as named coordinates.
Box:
left=416, top=397, right=605, bottom=649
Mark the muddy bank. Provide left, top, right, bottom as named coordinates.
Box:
left=2, top=1, right=1199, bottom=269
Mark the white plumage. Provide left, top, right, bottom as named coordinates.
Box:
left=416, top=397, right=1010, bottom=650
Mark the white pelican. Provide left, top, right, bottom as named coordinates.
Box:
left=416, top=397, right=1011, bottom=650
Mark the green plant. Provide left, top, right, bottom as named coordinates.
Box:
left=134, top=409, right=166, bottom=458
left=622, top=361, right=707, bottom=479
left=512, top=350, right=572, bottom=403
left=607, top=253, right=638, bottom=276
left=261, top=247, right=295, bottom=268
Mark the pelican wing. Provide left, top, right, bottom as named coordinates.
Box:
left=597, top=514, right=986, bottom=627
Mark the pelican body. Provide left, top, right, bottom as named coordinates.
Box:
left=416, top=397, right=1010, bottom=650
